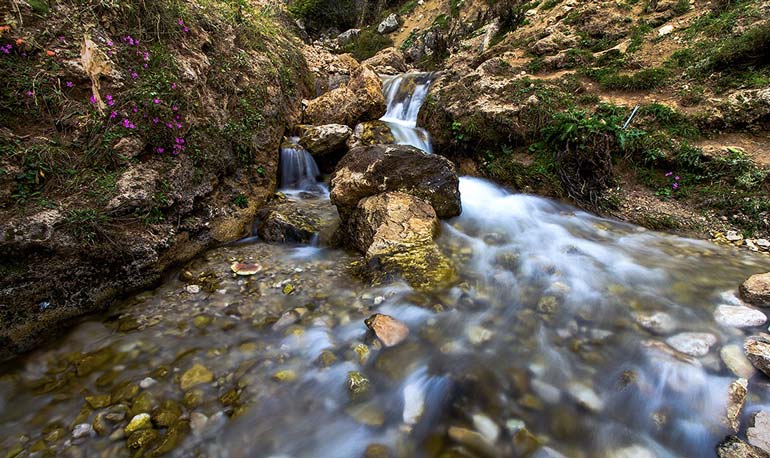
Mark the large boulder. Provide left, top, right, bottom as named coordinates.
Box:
left=298, top=124, right=352, bottom=172
left=363, top=47, right=407, bottom=74
left=304, top=65, right=386, bottom=127
left=257, top=200, right=319, bottom=244
left=748, top=411, right=770, bottom=455
left=350, top=192, right=456, bottom=290
left=330, top=144, right=461, bottom=221
left=741, top=273, right=770, bottom=306
left=718, top=436, right=770, bottom=458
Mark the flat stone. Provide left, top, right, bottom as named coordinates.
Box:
left=566, top=382, right=604, bottom=412
left=180, top=364, right=213, bottom=391
left=748, top=411, right=770, bottom=454
left=364, top=314, right=409, bottom=347
left=715, top=304, right=767, bottom=328
left=634, top=311, right=676, bottom=335
left=230, top=262, right=262, bottom=276
left=721, top=344, right=757, bottom=378
left=665, top=332, right=718, bottom=357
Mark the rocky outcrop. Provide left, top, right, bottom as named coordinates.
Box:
left=718, top=436, right=770, bottom=458
left=741, top=273, right=770, bottom=306
left=748, top=411, right=770, bottom=455
left=304, top=64, right=386, bottom=127
left=330, top=144, right=461, bottom=221
left=363, top=47, right=408, bottom=74
left=302, top=45, right=360, bottom=97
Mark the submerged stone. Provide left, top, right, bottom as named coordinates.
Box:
left=126, top=428, right=160, bottom=450
left=180, top=364, right=214, bottom=391
left=347, top=371, right=372, bottom=400
left=665, top=332, right=717, bottom=357
left=125, top=413, right=152, bottom=435
left=230, top=262, right=262, bottom=276
left=714, top=304, right=767, bottom=328
left=272, top=370, right=297, bottom=383
left=365, top=314, right=409, bottom=347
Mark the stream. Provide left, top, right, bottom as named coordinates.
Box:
left=1, top=74, right=770, bottom=458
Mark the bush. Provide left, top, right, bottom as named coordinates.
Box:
left=343, top=29, right=393, bottom=61
left=706, top=22, right=770, bottom=70
left=586, top=67, right=672, bottom=91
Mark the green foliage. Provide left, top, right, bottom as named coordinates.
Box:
left=673, top=0, right=690, bottom=15
left=583, top=67, right=671, bottom=91
left=60, top=208, right=111, bottom=245
left=343, top=29, right=393, bottom=61
left=288, top=0, right=357, bottom=32
left=233, top=194, right=249, bottom=208
left=540, top=0, right=560, bottom=10
left=704, top=22, right=770, bottom=71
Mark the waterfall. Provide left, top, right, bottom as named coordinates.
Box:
left=279, top=137, right=324, bottom=193
left=380, top=73, right=435, bottom=153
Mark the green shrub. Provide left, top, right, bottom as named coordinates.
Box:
left=343, top=29, right=393, bottom=61
left=288, top=0, right=357, bottom=32
left=586, top=67, right=671, bottom=90
left=706, top=22, right=770, bottom=70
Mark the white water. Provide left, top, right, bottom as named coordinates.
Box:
left=380, top=73, right=435, bottom=153
left=279, top=137, right=325, bottom=194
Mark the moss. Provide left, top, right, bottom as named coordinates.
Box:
left=368, top=243, right=458, bottom=292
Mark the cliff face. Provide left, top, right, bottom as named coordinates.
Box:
left=0, top=0, right=312, bottom=360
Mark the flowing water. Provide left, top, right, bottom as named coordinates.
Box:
left=2, top=76, right=770, bottom=458
left=279, top=138, right=324, bottom=193
left=380, top=73, right=435, bottom=153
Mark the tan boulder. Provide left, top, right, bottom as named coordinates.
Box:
left=741, top=272, right=770, bottom=306
left=303, top=64, right=385, bottom=127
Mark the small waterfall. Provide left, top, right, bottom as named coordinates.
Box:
left=380, top=73, right=435, bottom=153
left=279, top=137, right=324, bottom=193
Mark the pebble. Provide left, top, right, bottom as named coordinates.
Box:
left=665, top=332, right=717, bottom=357
left=72, top=423, right=94, bottom=439
left=139, top=377, right=157, bottom=389
left=634, top=311, right=676, bottom=335
left=714, top=304, right=767, bottom=328
left=472, top=413, right=500, bottom=443
left=721, top=344, right=756, bottom=378
left=185, top=284, right=201, bottom=294
left=125, top=413, right=152, bottom=434
left=190, top=412, right=208, bottom=436
left=567, top=382, right=604, bottom=412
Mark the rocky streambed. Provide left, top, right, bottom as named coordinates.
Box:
left=3, top=174, right=770, bottom=457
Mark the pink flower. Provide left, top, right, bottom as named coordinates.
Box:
left=109, top=111, right=118, bottom=119
left=672, top=183, right=679, bottom=190
left=172, top=105, right=179, bottom=111
left=106, top=40, right=114, bottom=47
left=65, top=81, right=73, bottom=88
left=132, top=106, right=138, bottom=113
left=89, top=95, right=97, bottom=104
left=675, top=176, right=680, bottom=181
left=153, top=98, right=161, bottom=104
left=183, top=27, right=189, bottom=33
left=171, top=83, right=177, bottom=89
left=665, top=172, right=673, bottom=177
left=131, top=72, right=138, bottom=79
left=25, top=90, right=33, bottom=96
left=156, top=147, right=165, bottom=154
left=178, top=19, right=184, bottom=26
left=152, top=117, right=159, bottom=124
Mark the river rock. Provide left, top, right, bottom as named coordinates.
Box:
left=745, top=335, right=770, bottom=377
left=347, top=371, right=371, bottom=399
left=741, top=273, right=770, bottom=306
left=377, top=14, right=400, bottom=34
left=298, top=124, right=352, bottom=162
left=718, top=436, right=770, bottom=458
left=448, top=426, right=498, bottom=458
left=330, top=144, right=461, bottom=221
left=304, top=65, right=385, bottom=127
left=349, top=192, right=456, bottom=290
left=665, top=332, right=718, bottom=357
left=180, top=364, right=213, bottom=391
left=633, top=311, right=676, bottom=335
left=125, top=413, right=152, bottom=435
left=257, top=201, right=319, bottom=244
left=749, top=411, right=770, bottom=454
left=567, top=382, right=604, bottom=412
left=365, top=314, right=409, bottom=347
left=337, top=28, right=360, bottom=46
left=715, top=304, right=768, bottom=328
left=604, top=445, right=656, bottom=458
left=723, top=378, right=748, bottom=432
left=72, top=423, right=94, bottom=439
left=721, top=344, right=757, bottom=378
left=362, top=47, right=407, bottom=74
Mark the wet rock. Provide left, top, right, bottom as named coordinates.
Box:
left=724, top=378, right=748, bottom=432
left=153, top=400, right=182, bottom=428
left=715, top=304, right=767, bottom=328
left=230, top=262, right=262, bottom=276
left=180, top=364, right=214, bottom=391
left=531, top=447, right=568, bottom=458
left=304, top=65, right=385, bottom=127
left=745, top=335, right=770, bottom=377
left=741, top=273, right=770, bottom=307
left=347, top=371, right=372, bottom=399
left=152, top=419, right=190, bottom=455
left=448, top=426, right=498, bottom=458
left=567, top=382, right=604, bottom=412
left=365, top=314, right=409, bottom=347
left=721, top=344, right=757, bottom=378
left=364, top=443, right=392, bottom=458
left=85, top=394, right=112, bottom=409
left=126, top=428, right=159, bottom=450
left=604, top=445, right=655, bottom=458
left=377, top=14, right=400, bottom=34
left=72, top=423, right=94, bottom=439
left=257, top=201, right=319, bottom=244
left=362, top=48, right=407, bottom=74
left=331, top=144, right=461, bottom=221
left=125, top=413, right=152, bottom=435
left=346, top=402, right=386, bottom=427
left=665, top=332, right=718, bottom=357
left=190, top=412, right=208, bottom=436
left=272, top=370, right=297, bottom=382
left=186, top=284, right=201, bottom=294
left=633, top=311, right=676, bottom=335
left=349, top=192, right=456, bottom=290
left=139, top=377, right=157, bottom=389
left=472, top=414, right=500, bottom=443
left=748, top=411, right=770, bottom=455
left=717, top=436, right=770, bottom=458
